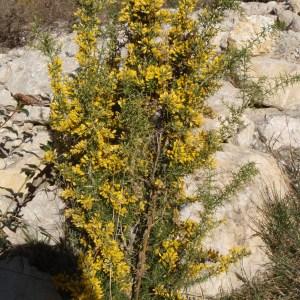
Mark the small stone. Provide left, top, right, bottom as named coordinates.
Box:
left=0, top=89, right=17, bottom=107
left=256, top=110, right=300, bottom=150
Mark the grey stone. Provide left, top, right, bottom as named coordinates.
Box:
left=60, top=32, right=78, bottom=58
left=271, top=30, right=300, bottom=63
left=230, top=114, right=256, bottom=147
left=207, top=81, right=242, bottom=116
left=0, top=51, right=50, bottom=95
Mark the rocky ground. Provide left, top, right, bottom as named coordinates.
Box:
left=0, top=1, right=300, bottom=299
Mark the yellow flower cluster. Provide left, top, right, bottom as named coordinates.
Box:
left=99, top=181, right=137, bottom=215
left=166, top=131, right=206, bottom=165
left=153, top=284, right=187, bottom=300
left=156, top=239, right=181, bottom=270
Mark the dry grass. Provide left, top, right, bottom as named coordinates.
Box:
left=0, top=0, right=76, bottom=49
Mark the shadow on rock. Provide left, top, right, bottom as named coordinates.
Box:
left=0, top=240, right=78, bottom=300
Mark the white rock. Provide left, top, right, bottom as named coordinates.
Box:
left=276, top=9, right=300, bottom=32
left=21, top=131, right=50, bottom=153
left=208, top=81, right=242, bottom=115
left=204, top=81, right=243, bottom=131
left=0, top=159, right=6, bottom=170
left=0, top=168, right=27, bottom=193
left=0, top=51, right=50, bottom=95
left=220, top=10, right=241, bottom=32
left=212, top=31, right=230, bottom=51
left=240, top=1, right=282, bottom=16
left=289, top=0, right=300, bottom=14
left=250, top=56, right=300, bottom=77
left=13, top=106, right=50, bottom=125
left=256, top=110, right=300, bottom=150
left=0, top=89, right=17, bottom=107
left=249, top=57, right=300, bottom=108
left=0, top=34, right=78, bottom=96
left=183, top=144, right=289, bottom=297
left=60, top=32, right=78, bottom=57
left=228, top=15, right=276, bottom=56
left=5, top=138, right=23, bottom=150
left=271, top=30, right=300, bottom=63
left=8, top=189, right=65, bottom=244
left=230, top=114, right=256, bottom=147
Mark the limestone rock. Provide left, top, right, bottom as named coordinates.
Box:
left=249, top=57, right=300, bottom=109
left=271, top=30, right=300, bottom=63
left=250, top=56, right=300, bottom=77
left=240, top=1, right=282, bottom=16
left=230, top=114, right=256, bottom=147
left=60, top=32, right=78, bottom=58
left=207, top=81, right=242, bottom=116
left=0, top=51, right=50, bottom=96
left=0, top=89, right=17, bottom=107
left=289, top=0, right=300, bottom=14
left=4, top=189, right=65, bottom=245
left=276, top=9, right=300, bottom=32
left=204, top=81, right=242, bottom=131
left=228, top=15, right=276, bottom=56
left=255, top=110, right=300, bottom=150
left=0, top=33, right=78, bottom=97
left=13, top=106, right=50, bottom=125
left=183, top=144, right=289, bottom=297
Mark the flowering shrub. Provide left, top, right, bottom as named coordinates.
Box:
left=43, top=0, right=257, bottom=299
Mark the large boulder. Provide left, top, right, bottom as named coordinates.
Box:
left=182, top=144, right=289, bottom=297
